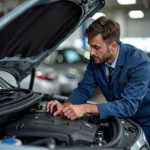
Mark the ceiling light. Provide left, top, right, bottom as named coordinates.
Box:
left=128, top=10, right=144, bottom=19
left=117, top=0, right=136, bottom=5
left=92, top=12, right=106, bottom=20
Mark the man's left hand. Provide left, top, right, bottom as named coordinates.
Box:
left=62, top=104, right=99, bottom=120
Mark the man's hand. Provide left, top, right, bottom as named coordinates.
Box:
left=46, top=100, right=64, bottom=116
left=47, top=101, right=99, bottom=120
left=46, top=100, right=71, bottom=116
left=62, top=104, right=99, bottom=120
left=63, top=105, right=86, bottom=120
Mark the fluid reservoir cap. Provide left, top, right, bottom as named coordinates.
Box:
left=1, top=138, right=22, bottom=146
left=1, top=138, right=16, bottom=144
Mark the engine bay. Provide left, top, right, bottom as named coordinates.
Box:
left=0, top=100, right=140, bottom=149
left=4, top=113, right=101, bottom=146
left=0, top=84, right=145, bottom=149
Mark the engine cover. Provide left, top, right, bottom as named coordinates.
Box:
left=4, top=113, right=98, bottom=146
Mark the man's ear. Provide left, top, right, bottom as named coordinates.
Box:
left=109, top=41, right=117, bottom=51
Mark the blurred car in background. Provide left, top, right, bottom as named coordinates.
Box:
left=58, top=68, right=81, bottom=95
left=20, top=68, right=60, bottom=95
left=40, top=47, right=90, bottom=76
left=38, top=47, right=90, bottom=95
left=20, top=67, right=81, bottom=96
left=21, top=47, right=90, bottom=96
left=1, top=47, right=89, bottom=96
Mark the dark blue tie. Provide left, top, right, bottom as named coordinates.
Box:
left=108, top=67, right=113, bottom=82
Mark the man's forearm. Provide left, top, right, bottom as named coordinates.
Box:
left=82, top=104, right=99, bottom=115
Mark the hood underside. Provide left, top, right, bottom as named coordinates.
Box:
left=0, top=0, right=105, bottom=83
left=0, top=1, right=82, bottom=58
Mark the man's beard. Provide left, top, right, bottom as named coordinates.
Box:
left=93, top=48, right=111, bottom=64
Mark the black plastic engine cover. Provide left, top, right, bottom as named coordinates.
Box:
left=4, top=113, right=98, bottom=145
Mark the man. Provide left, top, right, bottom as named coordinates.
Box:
left=47, top=16, right=150, bottom=144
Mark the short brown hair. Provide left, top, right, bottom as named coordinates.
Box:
left=85, top=16, right=120, bottom=45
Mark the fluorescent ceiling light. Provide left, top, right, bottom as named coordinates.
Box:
left=128, top=10, right=144, bottom=19
left=92, top=12, right=106, bottom=20
left=117, top=0, right=136, bottom=5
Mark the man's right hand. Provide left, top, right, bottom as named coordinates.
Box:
left=46, top=100, right=72, bottom=116
left=46, top=100, right=64, bottom=116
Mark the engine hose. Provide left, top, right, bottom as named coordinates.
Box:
left=101, top=117, right=122, bottom=148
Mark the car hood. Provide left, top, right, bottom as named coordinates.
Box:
left=0, top=0, right=105, bottom=84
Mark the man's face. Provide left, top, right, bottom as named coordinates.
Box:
left=88, top=34, right=112, bottom=64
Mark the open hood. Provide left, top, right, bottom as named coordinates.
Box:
left=0, top=0, right=105, bottom=84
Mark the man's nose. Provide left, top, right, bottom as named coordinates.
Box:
left=90, top=48, right=96, bottom=56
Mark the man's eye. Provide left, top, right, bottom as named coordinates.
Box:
left=94, top=46, right=100, bottom=50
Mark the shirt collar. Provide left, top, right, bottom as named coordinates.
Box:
left=105, top=46, right=120, bottom=69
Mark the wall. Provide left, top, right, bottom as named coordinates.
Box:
left=64, top=10, right=150, bottom=49
left=102, top=10, right=150, bottom=37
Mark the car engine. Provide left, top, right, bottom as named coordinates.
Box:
left=3, top=113, right=102, bottom=146
left=0, top=101, right=142, bottom=148
left=0, top=95, right=149, bottom=149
